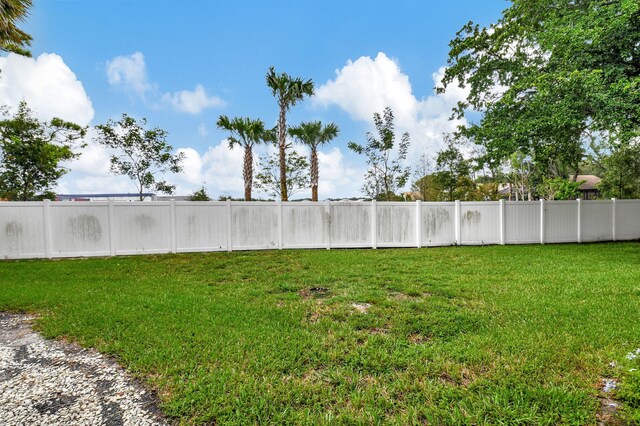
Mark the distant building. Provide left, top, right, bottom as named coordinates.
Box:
left=572, top=175, right=601, bottom=200
left=156, top=195, right=191, bottom=201
left=56, top=193, right=157, bottom=202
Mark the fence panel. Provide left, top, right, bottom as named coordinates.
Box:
left=545, top=201, right=578, bottom=243
left=460, top=202, right=500, bottom=245
left=231, top=202, right=278, bottom=250
left=282, top=203, right=328, bottom=248
left=421, top=203, right=456, bottom=246
left=616, top=200, right=640, bottom=240
left=377, top=202, right=416, bottom=247
left=0, top=202, right=46, bottom=259
left=1, top=199, right=639, bottom=259
left=50, top=203, right=110, bottom=257
left=505, top=202, right=540, bottom=244
left=582, top=201, right=614, bottom=242
left=329, top=202, right=372, bottom=248
left=113, top=202, right=172, bottom=255
left=175, top=202, right=228, bottom=252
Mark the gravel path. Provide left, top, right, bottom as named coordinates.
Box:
left=0, top=313, right=167, bottom=425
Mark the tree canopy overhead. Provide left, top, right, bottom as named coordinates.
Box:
left=0, top=0, right=33, bottom=56
left=439, top=0, right=640, bottom=178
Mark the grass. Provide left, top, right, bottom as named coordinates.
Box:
left=1, top=243, right=640, bottom=424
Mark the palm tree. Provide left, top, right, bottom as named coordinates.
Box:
left=216, top=116, right=275, bottom=201
left=288, top=121, right=339, bottom=202
left=265, top=66, right=314, bottom=201
left=0, top=0, right=33, bottom=56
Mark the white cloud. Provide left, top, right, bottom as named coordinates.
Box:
left=0, top=53, right=94, bottom=126
left=314, top=52, right=469, bottom=160
left=317, top=147, right=363, bottom=199
left=105, top=52, right=224, bottom=115
left=106, top=52, right=152, bottom=96
left=198, top=123, right=208, bottom=138
left=162, top=84, right=225, bottom=114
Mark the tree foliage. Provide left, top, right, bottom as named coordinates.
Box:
left=254, top=149, right=309, bottom=200
left=439, top=0, right=640, bottom=177
left=598, top=143, right=640, bottom=199
left=95, top=114, right=183, bottom=201
left=188, top=186, right=211, bottom=201
left=0, top=101, right=85, bottom=200
left=0, top=0, right=32, bottom=56
left=216, top=115, right=275, bottom=201
left=288, top=121, right=339, bottom=201
left=348, top=107, right=411, bottom=201
left=431, top=140, right=477, bottom=201
left=265, top=67, right=314, bottom=201
left=539, top=177, right=584, bottom=200
left=410, top=154, right=434, bottom=201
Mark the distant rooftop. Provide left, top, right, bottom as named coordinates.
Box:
left=57, top=193, right=156, bottom=201
left=572, top=175, right=601, bottom=191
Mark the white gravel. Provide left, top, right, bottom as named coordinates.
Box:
left=0, top=313, right=167, bottom=425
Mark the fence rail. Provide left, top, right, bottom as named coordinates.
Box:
left=1, top=199, right=639, bottom=259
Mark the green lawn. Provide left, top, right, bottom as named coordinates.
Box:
left=1, top=243, right=639, bottom=424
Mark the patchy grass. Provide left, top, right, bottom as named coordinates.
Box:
left=1, top=243, right=639, bottom=424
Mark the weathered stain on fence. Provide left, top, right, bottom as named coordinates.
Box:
left=66, top=215, right=102, bottom=243
left=0, top=200, right=639, bottom=259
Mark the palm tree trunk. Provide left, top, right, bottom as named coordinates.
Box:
left=311, top=146, right=319, bottom=202
left=243, top=145, right=253, bottom=201
left=278, top=101, right=288, bottom=201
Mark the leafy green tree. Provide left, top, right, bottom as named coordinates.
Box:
left=432, top=140, right=476, bottom=201
left=598, top=144, right=640, bottom=199
left=95, top=114, right=184, bottom=201
left=0, top=0, right=32, bottom=56
left=439, top=0, right=640, bottom=178
left=288, top=121, right=339, bottom=202
left=348, top=107, right=411, bottom=201
left=539, top=177, right=584, bottom=200
left=0, top=101, right=85, bottom=200
left=216, top=116, right=275, bottom=201
left=411, top=154, right=433, bottom=200
left=505, top=151, right=537, bottom=201
left=265, top=67, right=314, bottom=201
left=254, top=149, right=309, bottom=200
left=188, top=186, right=211, bottom=201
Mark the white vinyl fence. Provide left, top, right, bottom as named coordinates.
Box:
left=1, top=199, right=639, bottom=259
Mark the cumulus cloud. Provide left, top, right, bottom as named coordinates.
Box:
left=0, top=53, right=94, bottom=126
left=314, top=52, right=469, bottom=160
left=106, top=52, right=152, bottom=96
left=106, top=52, right=224, bottom=115
left=162, top=84, right=225, bottom=114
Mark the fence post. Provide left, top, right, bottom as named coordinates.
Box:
left=540, top=199, right=545, bottom=245
left=371, top=200, right=377, bottom=249
left=416, top=200, right=422, bottom=248
left=42, top=199, right=52, bottom=258
left=612, top=198, right=617, bottom=241
left=499, top=199, right=506, bottom=245
left=108, top=200, right=116, bottom=256
left=325, top=201, right=331, bottom=250
left=170, top=199, right=177, bottom=253
left=278, top=200, right=284, bottom=250
left=577, top=199, right=582, bottom=243
left=454, top=200, right=461, bottom=245
left=226, top=199, right=232, bottom=252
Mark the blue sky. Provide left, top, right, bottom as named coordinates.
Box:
left=1, top=0, right=507, bottom=199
